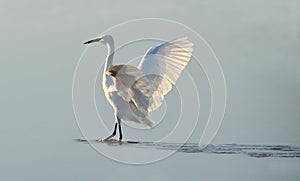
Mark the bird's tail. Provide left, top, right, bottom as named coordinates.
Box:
left=142, top=117, right=155, bottom=128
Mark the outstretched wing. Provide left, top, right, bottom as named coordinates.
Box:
left=112, top=65, right=144, bottom=93
left=138, top=37, right=193, bottom=84
left=135, top=37, right=193, bottom=112
left=113, top=37, right=193, bottom=118
left=128, top=74, right=171, bottom=117
left=113, top=65, right=169, bottom=118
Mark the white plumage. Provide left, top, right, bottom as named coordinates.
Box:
left=84, top=35, right=193, bottom=141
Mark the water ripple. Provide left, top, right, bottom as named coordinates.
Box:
left=75, top=139, right=300, bottom=158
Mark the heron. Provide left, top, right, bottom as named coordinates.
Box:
left=84, top=35, right=193, bottom=141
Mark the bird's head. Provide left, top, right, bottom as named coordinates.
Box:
left=83, top=34, right=113, bottom=45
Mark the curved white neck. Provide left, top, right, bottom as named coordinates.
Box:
left=103, top=40, right=115, bottom=88
left=105, top=42, right=114, bottom=70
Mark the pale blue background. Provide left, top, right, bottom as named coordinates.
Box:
left=1, top=0, right=300, bottom=180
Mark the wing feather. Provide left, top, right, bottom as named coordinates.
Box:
left=112, top=37, right=193, bottom=117
left=134, top=37, right=193, bottom=113
left=138, top=37, right=193, bottom=84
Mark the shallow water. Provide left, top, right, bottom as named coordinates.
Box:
left=75, top=139, right=300, bottom=158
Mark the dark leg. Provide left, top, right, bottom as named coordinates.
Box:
left=103, top=122, right=117, bottom=141
left=117, top=116, right=122, bottom=141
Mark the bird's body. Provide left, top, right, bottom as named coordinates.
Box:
left=104, top=82, right=155, bottom=127
left=84, top=35, right=193, bottom=141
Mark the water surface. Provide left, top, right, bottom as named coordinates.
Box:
left=75, top=139, right=300, bottom=158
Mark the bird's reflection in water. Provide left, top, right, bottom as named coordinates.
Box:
left=74, top=139, right=300, bottom=158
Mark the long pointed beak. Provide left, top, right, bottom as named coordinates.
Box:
left=83, top=38, right=102, bottom=45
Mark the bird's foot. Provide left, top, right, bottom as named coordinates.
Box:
left=97, top=138, right=105, bottom=142
left=98, top=138, right=120, bottom=143
left=119, top=136, right=123, bottom=142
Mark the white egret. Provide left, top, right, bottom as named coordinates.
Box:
left=84, top=35, right=193, bottom=141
